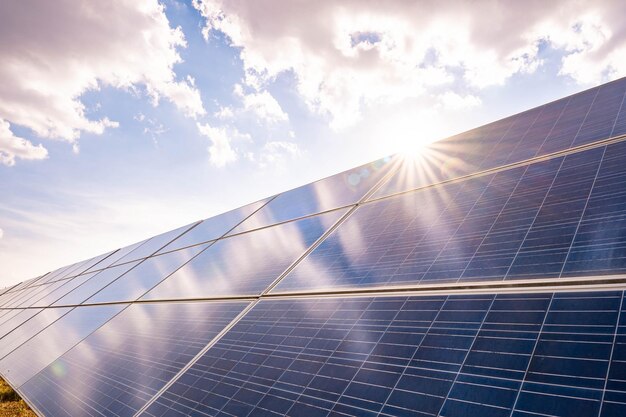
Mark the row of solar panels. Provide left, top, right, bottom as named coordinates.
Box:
left=3, top=78, right=626, bottom=417
left=1, top=290, right=624, bottom=417
left=0, top=141, right=625, bottom=415
left=4, top=74, right=626, bottom=301
left=2, top=138, right=626, bottom=314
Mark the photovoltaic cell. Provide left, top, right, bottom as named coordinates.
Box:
left=228, top=157, right=397, bottom=234
left=273, top=142, right=626, bottom=293
left=602, top=291, right=626, bottom=416
left=141, top=209, right=346, bottom=301
left=52, top=261, right=141, bottom=306
left=562, top=141, right=626, bottom=276
left=29, top=272, right=98, bottom=308
left=374, top=77, right=626, bottom=199
left=0, top=304, right=125, bottom=387
left=20, top=301, right=249, bottom=417
left=140, top=291, right=622, bottom=417
left=3, top=78, right=626, bottom=417
left=111, top=222, right=199, bottom=266
left=156, top=199, right=269, bottom=254
left=0, top=309, right=45, bottom=341
left=0, top=308, right=72, bottom=378
left=84, top=244, right=209, bottom=304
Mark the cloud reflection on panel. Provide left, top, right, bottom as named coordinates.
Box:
left=229, top=156, right=398, bottom=234
left=20, top=301, right=249, bottom=417
left=156, top=198, right=270, bottom=254
left=271, top=177, right=491, bottom=294
left=0, top=304, right=124, bottom=387
left=141, top=209, right=346, bottom=300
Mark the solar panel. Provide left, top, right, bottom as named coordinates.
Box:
left=0, top=308, right=73, bottom=378
left=374, top=77, right=626, bottom=199
left=20, top=301, right=249, bottom=417
left=156, top=199, right=269, bottom=254
left=138, top=290, right=622, bottom=417
left=272, top=143, right=626, bottom=294
left=227, top=157, right=397, bottom=234
left=141, top=208, right=346, bottom=301
left=51, top=261, right=142, bottom=306
left=3, top=78, right=626, bottom=417
left=0, top=304, right=125, bottom=387
left=110, top=222, right=199, bottom=266
left=83, top=244, right=208, bottom=304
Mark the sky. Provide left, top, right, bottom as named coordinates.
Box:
left=2, top=0, right=626, bottom=286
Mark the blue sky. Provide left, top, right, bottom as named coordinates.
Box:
left=1, top=0, right=626, bottom=285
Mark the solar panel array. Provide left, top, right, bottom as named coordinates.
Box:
left=2, top=77, right=626, bottom=417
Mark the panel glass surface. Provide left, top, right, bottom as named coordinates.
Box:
left=157, top=199, right=269, bottom=254
left=602, top=291, right=626, bottom=417
left=0, top=308, right=71, bottom=371
left=21, top=301, right=249, bottom=417
left=53, top=262, right=140, bottom=306
left=374, top=78, right=626, bottom=198
left=5, top=280, right=69, bottom=308
left=228, top=157, right=397, bottom=234
left=111, top=223, right=198, bottom=265
left=30, top=272, right=97, bottom=308
left=142, top=209, right=346, bottom=300
left=41, top=250, right=117, bottom=284
left=0, top=304, right=125, bottom=387
left=561, top=140, right=626, bottom=276
left=85, top=244, right=208, bottom=304
left=274, top=145, right=616, bottom=293
left=0, top=309, right=43, bottom=341
left=141, top=291, right=621, bottom=417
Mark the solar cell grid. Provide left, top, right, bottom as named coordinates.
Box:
left=52, top=261, right=142, bottom=306
left=141, top=208, right=346, bottom=301
left=139, top=291, right=622, bottom=417
left=111, top=222, right=198, bottom=266
left=156, top=199, right=269, bottom=254
left=228, top=156, right=397, bottom=235
left=0, top=307, right=72, bottom=381
left=374, top=77, right=626, bottom=199
left=29, top=272, right=97, bottom=308
left=20, top=301, right=250, bottom=417
left=272, top=142, right=625, bottom=294
left=4, top=78, right=626, bottom=417
left=83, top=243, right=208, bottom=304
left=0, top=304, right=125, bottom=387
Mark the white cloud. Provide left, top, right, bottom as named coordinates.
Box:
left=241, top=91, right=289, bottom=123
left=0, top=0, right=205, bottom=160
left=197, top=122, right=239, bottom=167
left=193, top=0, right=626, bottom=128
left=438, top=92, right=482, bottom=110
left=0, top=119, right=48, bottom=166
left=258, top=141, right=301, bottom=169
left=215, top=106, right=235, bottom=120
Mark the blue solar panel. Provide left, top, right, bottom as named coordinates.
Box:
left=4, top=79, right=626, bottom=417
left=273, top=142, right=626, bottom=293
left=156, top=199, right=269, bottom=254
left=29, top=272, right=98, bottom=307
left=141, top=209, right=346, bottom=301
left=20, top=301, right=249, bottom=417
left=52, top=261, right=142, bottom=306
left=228, top=157, right=397, bottom=234
left=139, top=291, right=622, bottom=417
left=0, top=308, right=74, bottom=367
left=374, top=78, right=626, bottom=199
left=0, top=304, right=125, bottom=387
left=562, top=141, right=626, bottom=276
left=110, top=222, right=199, bottom=266
left=84, top=244, right=208, bottom=304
